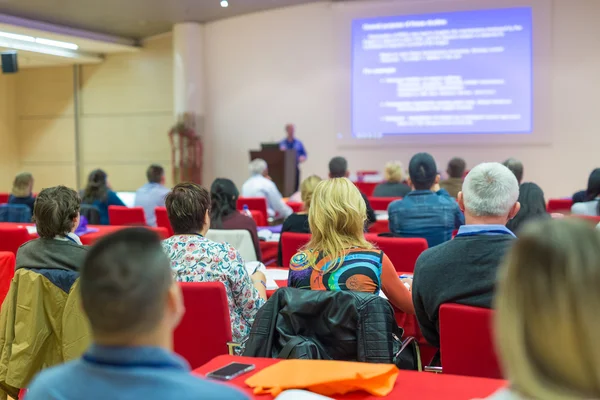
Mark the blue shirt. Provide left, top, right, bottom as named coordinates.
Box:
left=279, top=138, right=307, bottom=164
left=456, top=224, right=516, bottom=238
left=135, top=183, right=171, bottom=227
left=388, top=189, right=464, bottom=247
left=25, top=345, right=248, bottom=400
left=83, top=190, right=125, bottom=225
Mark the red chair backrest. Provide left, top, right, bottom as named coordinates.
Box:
left=354, top=182, right=378, bottom=197
left=287, top=201, right=304, bottom=213
left=0, top=193, right=8, bottom=204
left=108, top=206, right=147, bottom=226
left=281, top=232, right=311, bottom=267
left=439, top=304, right=501, bottom=379
left=155, top=207, right=173, bottom=237
left=367, top=197, right=401, bottom=211
left=174, top=282, right=233, bottom=369
left=547, top=198, right=573, bottom=213
left=0, top=251, right=15, bottom=305
left=249, top=210, right=267, bottom=227
left=571, top=214, right=600, bottom=224
left=237, top=197, right=268, bottom=222
left=357, top=170, right=379, bottom=177
left=0, top=226, right=31, bottom=254
left=365, top=234, right=428, bottom=273
left=368, top=220, right=389, bottom=234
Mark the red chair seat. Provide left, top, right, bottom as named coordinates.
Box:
left=108, top=206, right=147, bottom=226
left=237, top=197, right=268, bottom=223
left=155, top=207, right=174, bottom=237
left=0, top=251, right=15, bottom=305
left=365, top=234, right=428, bottom=273
left=368, top=197, right=401, bottom=211
left=368, top=220, right=389, bottom=234
left=0, top=226, right=31, bottom=254
left=547, top=198, right=573, bottom=214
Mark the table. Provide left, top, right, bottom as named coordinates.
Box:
left=194, top=355, right=506, bottom=400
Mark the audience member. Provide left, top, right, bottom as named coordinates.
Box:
left=162, top=183, right=266, bottom=346
left=506, top=182, right=549, bottom=235
left=487, top=219, right=600, bottom=399
left=571, top=168, right=600, bottom=216
left=502, top=158, right=524, bottom=184
left=134, top=164, right=170, bottom=227
left=210, top=178, right=261, bottom=261
left=241, top=159, right=293, bottom=219
left=81, top=169, right=125, bottom=225
left=412, top=162, right=520, bottom=348
left=16, top=186, right=87, bottom=271
left=439, top=157, right=466, bottom=198
left=372, top=161, right=411, bottom=198
left=328, top=157, right=376, bottom=226
left=288, top=178, right=414, bottom=314
left=8, top=172, right=35, bottom=213
left=277, top=175, right=321, bottom=265
left=25, top=228, right=248, bottom=400
left=388, top=153, right=464, bottom=247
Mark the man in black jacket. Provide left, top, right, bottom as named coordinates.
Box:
left=412, top=162, right=521, bottom=348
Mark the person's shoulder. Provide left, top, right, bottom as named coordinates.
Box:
left=415, top=240, right=455, bottom=270
left=27, top=359, right=82, bottom=397
left=290, top=249, right=315, bottom=269
left=167, top=373, right=248, bottom=399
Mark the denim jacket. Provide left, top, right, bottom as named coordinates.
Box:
left=388, top=189, right=464, bottom=247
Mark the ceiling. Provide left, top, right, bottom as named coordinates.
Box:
left=0, top=0, right=329, bottom=39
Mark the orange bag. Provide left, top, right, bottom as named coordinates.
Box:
left=245, top=359, right=399, bottom=397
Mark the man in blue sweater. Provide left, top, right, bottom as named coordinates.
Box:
left=26, top=228, right=247, bottom=400
left=412, top=162, right=521, bottom=348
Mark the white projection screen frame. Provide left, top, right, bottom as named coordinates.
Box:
left=332, top=0, right=552, bottom=148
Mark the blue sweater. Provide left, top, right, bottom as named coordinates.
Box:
left=84, top=191, right=125, bottom=225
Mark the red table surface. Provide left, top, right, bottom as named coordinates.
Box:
left=194, top=355, right=506, bottom=400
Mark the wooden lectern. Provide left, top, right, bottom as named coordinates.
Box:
left=250, top=145, right=296, bottom=197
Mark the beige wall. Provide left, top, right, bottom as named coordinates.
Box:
left=0, top=74, right=17, bottom=191
left=204, top=0, right=600, bottom=198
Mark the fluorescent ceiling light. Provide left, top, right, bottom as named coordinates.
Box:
left=0, top=31, right=78, bottom=50
left=0, top=31, right=34, bottom=42
left=221, top=0, right=228, bottom=7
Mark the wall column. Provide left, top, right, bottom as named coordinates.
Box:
left=173, top=22, right=205, bottom=119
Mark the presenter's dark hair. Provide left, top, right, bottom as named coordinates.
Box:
left=210, top=178, right=239, bottom=229
left=165, top=182, right=211, bottom=234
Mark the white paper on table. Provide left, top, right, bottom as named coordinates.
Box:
left=276, top=390, right=334, bottom=400
left=257, top=229, right=273, bottom=241
left=24, top=226, right=37, bottom=235
left=245, top=261, right=267, bottom=276
left=265, top=269, right=289, bottom=281
left=269, top=233, right=281, bottom=242
left=266, top=278, right=278, bottom=290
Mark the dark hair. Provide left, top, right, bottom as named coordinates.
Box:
left=146, top=164, right=165, bottom=184
left=585, top=168, right=600, bottom=215
left=447, top=157, right=466, bottom=179
left=506, top=183, right=549, bottom=235
left=329, top=157, right=348, bottom=178
left=81, top=228, right=172, bottom=337
left=409, top=153, right=437, bottom=190
left=502, top=158, right=524, bottom=184
left=210, top=178, right=239, bottom=228
left=83, top=169, right=108, bottom=203
left=33, top=186, right=81, bottom=239
left=165, top=182, right=211, bottom=234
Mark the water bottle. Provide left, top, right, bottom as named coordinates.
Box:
left=242, top=204, right=253, bottom=219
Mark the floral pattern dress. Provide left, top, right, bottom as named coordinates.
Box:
left=162, top=234, right=265, bottom=346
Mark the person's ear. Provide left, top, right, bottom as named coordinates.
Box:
left=457, top=192, right=465, bottom=212
left=204, top=210, right=211, bottom=231
left=167, top=282, right=185, bottom=332
left=508, top=202, right=521, bottom=220
left=72, top=213, right=81, bottom=233
left=407, top=178, right=414, bottom=190
left=344, top=170, right=350, bottom=178
left=435, top=174, right=440, bottom=184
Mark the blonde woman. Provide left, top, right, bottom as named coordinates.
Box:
left=277, top=175, right=322, bottom=266
left=288, top=178, right=414, bottom=314
left=373, top=161, right=410, bottom=198
left=487, top=219, right=600, bottom=399
left=8, top=172, right=35, bottom=213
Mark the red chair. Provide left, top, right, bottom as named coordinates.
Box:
left=237, top=197, right=268, bottom=223
left=368, top=197, right=401, bottom=211
left=365, top=234, right=428, bottom=273
left=174, top=282, right=233, bottom=369
left=356, top=170, right=379, bottom=177
left=287, top=201, right=304, bottom=213
left=0, top=226, right=31, bottom=254
left=354, top=182, right=379, bottom=197
left=547, top=198, right=573, bottom=214
left=571, top=214, right=600, bottom=224
left=0, top=193, right=8, bottom=204
left=0, top=251, right=15, bottom=305
left=439, top=304, right=501, bottom=379
left=281, top=232, right=311, bottom=267
left=155, top=207, right=174, bottom=237
left=368, top=219, right=389, bottom=234
left=249, top=210, right=267, bottom=227
left=108, top=206, right=147, bottom=226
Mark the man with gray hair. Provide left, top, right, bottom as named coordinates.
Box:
left=412, top=162, right=520, bottom=349
left=241, top=158, right=293, bottom=219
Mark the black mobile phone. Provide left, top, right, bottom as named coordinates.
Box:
left=206, top=362, right=256, bottom=381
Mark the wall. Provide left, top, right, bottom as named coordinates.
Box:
left=204, top=0, right=600, bottom=198
left=0, top=74, right=17, bottom=190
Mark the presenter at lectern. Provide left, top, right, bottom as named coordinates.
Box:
left=279, top=123, right=307, bottom=192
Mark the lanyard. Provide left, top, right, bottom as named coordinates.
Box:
left=65, top=235, right=79, bottom=244
left=82, top=354, right=183, bottom=370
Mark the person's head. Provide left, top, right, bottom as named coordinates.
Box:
left=146, top=164, right=165, bottom=185
left=458, top=162, right=520, bottom=225
left=12, top=172, right=33, bottom=197
left=165, top=182, right=211, bottom=235
left=210, top=178, right=239, bottom=228
left=249, top=159, right=268, bottom=177
left=446, top=157, right=466, bottom=179
left=83, top=169, right=108, bottom=202
left=408, top=153, right=439, bottom=190
left=495, top=219, right=600, bottom=399
left=285, top=124, right=295, bottom=140
left=506, top=182, right=548, bottom=234
left=33, top=186, right=81, bottom=239
left=300, top=175, right=322, bottom=211
left=502, top=158, right=524, bottom=184
left=585, top=168, right=600, bottom=201
left=306, top=178, right=372, bottom=272
left=384, top=161, right=404, bottom=183
left=81, top=228, right=183, bottom=347
left=328, top=156, right=349, bottom=178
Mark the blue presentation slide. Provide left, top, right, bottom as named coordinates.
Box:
left=351, top=7, right=533, bottom=138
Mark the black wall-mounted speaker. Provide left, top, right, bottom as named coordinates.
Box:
left=1, top=51, right=18, bottom=74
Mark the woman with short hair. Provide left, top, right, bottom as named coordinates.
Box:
left=81, top=169, right=125, bottom=225
left=373, top=161, right=411, bottom=198
left=288, top=178, right=414, bottom=314
left=8, top=172, right=35, bottom=213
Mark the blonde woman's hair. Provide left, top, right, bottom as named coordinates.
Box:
left=306, top=178, right=372, bottom=273
left=12, top=172, right=33, bottom=197
left=495, top=218, right=600, bottom=399
left=384, top=161, right=404, bottom=183
left=300, top=175, right=322, bottom=211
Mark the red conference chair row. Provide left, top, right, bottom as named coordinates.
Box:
left=237, top=197, right=268, bottom=223
left=0, top=193, right=8, bottom=204
left=354, top=182, right=379, bottom=197
left=0, top=251, right=15, bottom=305
left=547, top=198, right=573, bottom=214
left=108, top=206, right=146, bottom=226
left=287, top=201, right=303, bottom=213
left=0, top=226, right=31, bottom=255
left=367, top=197, right=401, bottom=211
